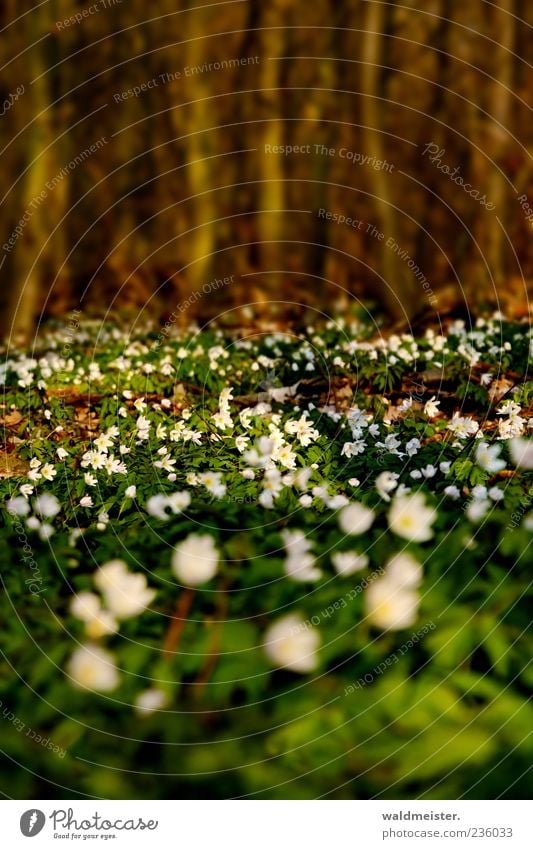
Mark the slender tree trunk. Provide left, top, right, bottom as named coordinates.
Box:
left=360, top=0, right=416, bottom=320
left=483, top=0, right=515, bottom=299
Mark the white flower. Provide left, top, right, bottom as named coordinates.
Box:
left=444, top=485, right=461, bottom=500
left=134, top=688, right=167, bottom=717
left=167, top=491, right=191, bottom=513
left=424, top=396, right=440, bottom=418
left=406, top=438, right=420, bottom=456
left=26, top=516, right=41, bottom=531
left=497, top=400, right=521, bottom=418
left=447, top=413, right=479, bottom=439
left=40, top=463, right=57, bottom=481
left=509, top=437, right=533, bottom=470
left=94, top=433, right=113, bottom=453
left=79, top=496, right=93, bottom=508
left=284, top=413, right=319, bottom=447
left=325, top=494, right=350, bottom=509
left=34, top=493, right=60, bottom=518
left=388, top=492, right=435, bottom=542
left=125, top=485, right=137, bottom=499
left=263, top=614, right=320, bottom=673
left=281, top=529, right=321, bottom=582
left=6, top=496, right=30, bottom=516
left=171, top=533, right=219, bottom=586
left=104, top=455, right=127, bottom=475
left=57, top=447, right=69, bottom=460
left=385, top=553, right=422, bottom=588
left=275, top=444, right=297, bottom=469
left=70, top=591, right=118, bottom=638
left=331, top=551, right=368, bottom=576
left=19, top=484, right=34, bottom=499
left=67, top=644, right=120, bottom=692
left=466, top=498, right=490, bottom=522
left=258, top=490, right=274, bottom=509
left=338, top=502, right=375, bottom=535
left=235, top=435, right=249, bottom=452
left=199, top=471, right=226, bottom=498
left=39, top=523, right=54, bottom=541
left=70, top=591, right=100, bottom=622
left=365, top=577, right=419, bottom=630
left=375, top=471, right=399, bottom=501
left=81, top=450, right=106, bottom=470
left=213, top=410, right=233, bottom=430
left=293, top=467, right=312, bottom=490
left=84, top=472, right=97, bottom=486
left=136, top=415, right=151, bottom=439
left=475, top=441, right=505, bottom=472
left=498, top=416, right=525, bottom=439
left=154, top=455, right=176, bottom=473
left=146, top=494, right=169, bottom=520
left=95, top=560, right=156, bottom=619
left=341, top=441, right=366, bottom=457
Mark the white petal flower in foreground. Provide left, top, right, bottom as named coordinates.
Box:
left=509, top=437, right=533, bottom=470
left=338, top=502, right=375, bottom=535
left=95, top=560, right=156, bottom=619
left=67, top=643, right=120, bottom=692
left=281, top=529, right=322, bottom=582
left=331, top=551, right=369, bottom=576
left=69, top=591, right=119, bottom=639
left=134, top=688, right=167, bottom=717
left=365, top=577, right=419, bottom=630
left=475, top=441, right=506, bottom=473
left=388, top=492, right=435, bottom=542
left=172, top=533, right=219, bottom=586
left=70, top=591, right=101, bottom=622
left=6, top=496, right=30, bottom=517
left=34, top=493, right=61, bottom=518
left=263, top=614, right=320, bottom=673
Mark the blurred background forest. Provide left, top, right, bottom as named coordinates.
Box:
left=0, top=0, right=532, bottom=338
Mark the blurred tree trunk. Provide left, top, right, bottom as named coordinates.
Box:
left=0, top=0, right=531, bottom=333
left=254, top=0, right=289, bottom=303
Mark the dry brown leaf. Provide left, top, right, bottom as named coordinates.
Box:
left=487, top=378, right=514, bottom=403
left=0, top=410, right=24, bottom=427
left=0, top=452, right=29, bottom=478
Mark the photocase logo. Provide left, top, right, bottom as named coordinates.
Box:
left=20, top=809, right=46, bottom=837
